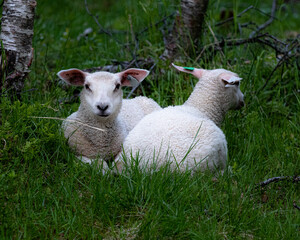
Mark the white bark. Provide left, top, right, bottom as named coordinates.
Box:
left=0, top=0, right=36, bottom=95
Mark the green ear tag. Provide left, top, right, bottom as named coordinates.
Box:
left=184, top=67, right=194, bottom=71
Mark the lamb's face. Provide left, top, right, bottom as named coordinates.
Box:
left=83, top=72, right=123, bottom=117
left=225, top=80, right=244, bottom=110
left=221, top=73, right=244, bottom=111
left=57, top=67, right=150, bottom=119
left=171, top=64, right=245, bottom=112
left=210, top=69, right=244, bottom=111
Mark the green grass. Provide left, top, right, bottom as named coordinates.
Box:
left=1, top=0, right=300, bottom=239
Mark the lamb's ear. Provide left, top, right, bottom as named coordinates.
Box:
left=57, top=68, right=88, bottom=86
left=117, top=68, right=150, bottom=86
left=172, top=63, right=204, bottom=79
left=220, top=73, right=242, bottom=88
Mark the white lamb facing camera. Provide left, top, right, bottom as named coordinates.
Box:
left=57, top=68, right=161, bottom=165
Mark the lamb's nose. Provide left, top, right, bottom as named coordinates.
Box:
left=97, top=104, right=109, bottom=111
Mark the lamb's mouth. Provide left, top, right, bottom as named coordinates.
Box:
left=97, top=113, right=110, bottom=117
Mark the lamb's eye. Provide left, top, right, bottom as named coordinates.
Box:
left=234, top=82, right=240, bottom=86
left=85, top=84, right=91, bottom=91
left=115, top=83, right=121, bottom=91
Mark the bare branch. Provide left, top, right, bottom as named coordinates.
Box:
left=195, top=33, right=268, bottom=61
left=239, top=21, right=259, bottom=30
left=249, top=0, right=277, bottom=38
left=215, top=4, right=278, bottom=28
left=84, top=0, right=121, bottom=43
left=258, top=38, right=299, bottom=92
left=196, top=32, right=299, bottom=64
left=215, top=5, right=254, bottom=27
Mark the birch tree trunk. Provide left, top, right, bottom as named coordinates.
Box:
left=0, top=0, right=36, bottom=98
left=163, top=0, right=209, bottom=60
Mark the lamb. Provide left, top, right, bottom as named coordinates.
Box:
left=57, top=68, right=161, bottom=164
left=113, top=63, right=244, bottom=173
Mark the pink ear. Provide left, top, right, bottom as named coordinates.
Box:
left=117, top=68, right=150, bottom=86
left=220, top=72, right=242, bottom=87
left=57, top=68, right=87, bottom=86
left=172, top=63, right=204, bottom=79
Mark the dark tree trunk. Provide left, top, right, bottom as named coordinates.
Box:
left=0, top=0, right=36, bottom=98
left=162, top=0, right=209, bottom=60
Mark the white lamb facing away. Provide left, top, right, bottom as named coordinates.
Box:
left=57, top=68, right=161, bottom=164
left=113, top=63, right=244, bottom=173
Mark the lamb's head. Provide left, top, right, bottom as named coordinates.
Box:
left=58, top=68, right=149, bottom=118
left=172, top=63, right=244, bottom=111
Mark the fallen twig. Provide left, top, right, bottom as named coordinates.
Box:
left=239, top=21, right=258, bottom=31
left=257, top=176, right=300, bottom=188
left=293, top=201, right=300, bottom=211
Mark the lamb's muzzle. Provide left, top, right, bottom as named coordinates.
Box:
left=96, top=103, right=110, bottom=116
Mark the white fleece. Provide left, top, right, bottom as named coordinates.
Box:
left=58, top=68, right=161, bottom=164
left=63, top=96, right=161, bottom=162
left=114, top=67, right=244, bottom=173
